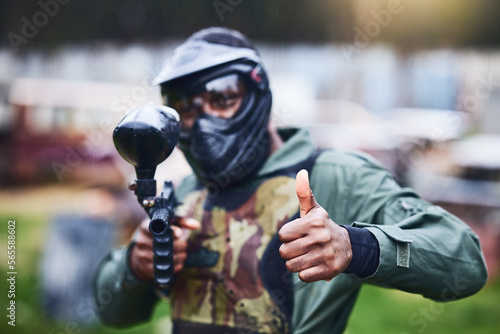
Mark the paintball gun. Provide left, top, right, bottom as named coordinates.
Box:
left=113, top=104, right=181, bottom=292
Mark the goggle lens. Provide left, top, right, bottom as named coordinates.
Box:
left=163, top=74, right=247, bottom=128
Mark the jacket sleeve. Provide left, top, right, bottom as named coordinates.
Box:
left=93, top=242, right=159, bottom=327
left=311, top=152, right=488, bottom=301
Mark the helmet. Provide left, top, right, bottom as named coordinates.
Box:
left=153, top=27, right=272, bottom=188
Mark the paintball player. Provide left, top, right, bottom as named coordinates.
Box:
left=93, top=27, right=488, bottom=333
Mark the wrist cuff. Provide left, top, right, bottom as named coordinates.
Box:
left=342, top=225, right=380, bottom=278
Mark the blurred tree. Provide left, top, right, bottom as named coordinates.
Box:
left=1, top=0, right=500, bottom=52
left=0, top=0, right=351, bottom=51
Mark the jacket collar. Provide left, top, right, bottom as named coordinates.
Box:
left=258, top=127, right=316, bottom=177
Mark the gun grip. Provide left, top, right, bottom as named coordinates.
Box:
left=149, top=216, right=174, bottom=288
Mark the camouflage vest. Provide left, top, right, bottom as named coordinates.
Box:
left=171, top=152, right=320, bottom=334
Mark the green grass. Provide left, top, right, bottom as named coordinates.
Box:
left=0, top=211, right=171, bottom=334
left=1, top=195, right=499, bottom=334
left=346, top=280, right=500, bottom=334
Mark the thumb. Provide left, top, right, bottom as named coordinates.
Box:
left=296, top=169, right=318, bottom=217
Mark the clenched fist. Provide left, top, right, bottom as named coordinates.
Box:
left=279, top=169, right=352, bottom=282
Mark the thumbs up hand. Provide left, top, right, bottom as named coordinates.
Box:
left=278, top=169, right=352, bottom=282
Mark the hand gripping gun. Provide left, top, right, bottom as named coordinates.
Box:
left=113, top=104, right=181, bottom=292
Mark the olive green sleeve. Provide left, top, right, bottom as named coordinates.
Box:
left=353, top=196, right=488, bottom=301
left=93, top=243, right=159, bottom=327
left=311, top=151, right=487, bottom=301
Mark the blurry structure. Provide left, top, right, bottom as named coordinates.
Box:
left=385, top=108, right=468, bottom=186
left=448, top=135, right=500, bottom=280
left=39, top=213, right=115, bottom=324
left=1, top=77, right=161, bottom=185
left=293, top=100, right=399, bottom=177
left=38, top=181, right=154, bottom=324
left=479, top=89, right=500, bottom=134
left=408, top=134, right=500, bottom=280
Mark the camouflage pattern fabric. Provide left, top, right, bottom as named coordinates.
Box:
left=171, top=176, right=299, bottom=333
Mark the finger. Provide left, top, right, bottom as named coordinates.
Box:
left=298, top=265, right=332, bottom=283
left=135, top=233, right=153, bottom=250
left=285, top=254, right=309, bottom=273
left=135, top=247, right=154, bottom=263
left=279, top=237, right=310, bottom=259
left=140, top=263, right=154, bottom=279
left=129, top=244, right=154, bottom=280
left=174, top=252, right=187, bottom=266
left=175, top=216, right=201, bottom=230
left=139, top=218, right=152, bottom=234
left=173, top=250, right=189, bottom=274
left=278, top=218, right=307, bottom=242
left=296, top=169, right=319, bottom=217
left=285, top=253, right=321, bottom=273
left=174, top=263, right=185, bottom=274
left=173, top=239, right=188, bottom=253
left=171, top=225, right=184, bottom=239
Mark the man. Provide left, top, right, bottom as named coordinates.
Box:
left=94, top=27, right=487, bottom=333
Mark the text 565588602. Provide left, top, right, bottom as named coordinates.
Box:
left=7, top=219, right=17, bottom=327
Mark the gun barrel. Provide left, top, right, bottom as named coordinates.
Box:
left=149, top=208, right=174, bottom=288
left=150, top=217, right=168, bottom=235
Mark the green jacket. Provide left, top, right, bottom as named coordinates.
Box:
left=93, top=128, right=487, bottom=333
